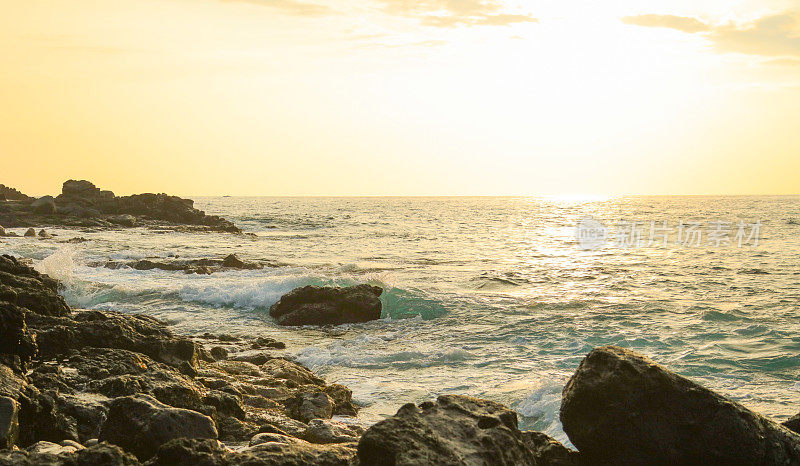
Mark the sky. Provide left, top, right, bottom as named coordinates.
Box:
left=1, top=0, right=799, bottom=196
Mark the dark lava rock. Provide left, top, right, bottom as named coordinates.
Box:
left=0, top=254, right=71, bottom=317
left=222, top=254, right=244, bottom=268
left=560, top=345, right=800, bottom=465
left=357, top=394, right=537, bottom=466
left=269, top=284, right=383, bottom=326
left=99, top=394, right=217, bottom=460
left=0, top=302, right=37, bottom=373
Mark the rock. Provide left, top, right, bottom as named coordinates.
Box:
left=109, top=214, right=137, bottom=227
left=38, top=229, right=51, bottom=238
left=323, top=384, right=358, bottom=417
left=249, top=432, right=308, bottom=447
left=24, top=228, right=36, bottom=237
left=521, top=431, right=580, bottom=466
left=30, top=309, right=199, bottom=368
left=26, top=439, right=81, bottom=455
left=286, top=390, right=334, bottom=423
left=0, top=185, right=31, bottom=202
left=261, top=358, right=326, bottom=386
left=301, top=419, right=364, bottom=444
left=0, top=396, right=19, bottom=450
left=0, top=225, right=5, bottom=237
left=30, top=196, right=56, bottom=214
left=0, top=441, right=139, bottom=465
left=0, top=303, right=37, bottom=373
left=209, top=346, right=228, bottom=361
left=784, top=413, right=800, bottom=434
left=62, top=180, right=103, bottom=198
left=252, top=337, right=286, bottom=350
left=358, top=394, right=537, bottom=466
left=0, top=254, right=71, bottom=317
left=222, top=254, right=245, bottom=268
left=149, top=437, right=355, bottom=466
left=560, top=345, right=800, bottom=465
left=99, top=394, right=217, bottom=460
left=270, top=284, right=383, bottom=326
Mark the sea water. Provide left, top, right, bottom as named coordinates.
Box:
left=3, top=195, right=800, bottom=444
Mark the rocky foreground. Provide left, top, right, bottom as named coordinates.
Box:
left=3, top=254, right=800, bottom=464
left=0, top=180, right=239, bottom=233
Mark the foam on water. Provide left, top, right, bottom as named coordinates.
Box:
left=4, top=195, right=800, bottom=434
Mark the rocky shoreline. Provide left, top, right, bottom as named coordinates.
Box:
left=1, top=180, right=240, bottom=234
left=3, top=182, right=800, bottom=464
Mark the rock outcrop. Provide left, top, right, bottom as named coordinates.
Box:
left=357, top=394, right=538, bottom=466
left=560, top=345, right=800, bottom=465
left=0, top=184, right=32, bottom=202
left=0, top=254, right=70, bottom=317
left=270, top=284, right=383, bottom=326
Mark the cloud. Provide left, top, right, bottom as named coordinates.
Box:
left=221, top=0, right=332, bottom=16
left=762, top=57, right=800, bottom=66
left=374, top=0, right=538, bottom=27
left=622, top=11, right=800, bottom=58
left=621, top=14, right=710, bottom=33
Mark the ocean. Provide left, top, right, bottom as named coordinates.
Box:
left=3, top=195, right=800, bottom=444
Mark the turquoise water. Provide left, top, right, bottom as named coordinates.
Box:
left=3, top=196, right=800, bottom=444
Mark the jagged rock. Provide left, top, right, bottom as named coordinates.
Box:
left=784, top=413, right=800, bottom=434
left=99, top=394, right=217, bottom=460
left=24, top=228, right=36, bottom=237
left=521, top=431, right=580, bottom=466
left=270, top=284, right=383, bottom=326
left=0, top=185, right=31, bottom=202
left=0, top=254, right=71, bottom=317
left=285, top=390, right=334, bottom=423
left=252, top=337, right=286, bottom=350
left=222, top=254, right=245, bottom=268
left=37, top=229, right=51, bottom=238
left=357, top=395, right=537, bottom=466
left=209, top=347, right=227, bottom=361
left=0, top=396, right=19, bottom=450
left=301, top=419, right=364, bottom=444
left=29, top=309, right=198, bottom=369
left=560, top=345, right=800, bottom=465
left=148, top=437, right=355, bottom=466
left=0, top=441, right=139, bottom=465
left=323, top=384, right=358, bottom=417
left=30, top=196, right=56, bottom=215
left=0, top=303, right=37, bottom=373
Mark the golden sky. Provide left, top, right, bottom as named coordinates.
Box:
left=2, top=0, right=799, bottom=196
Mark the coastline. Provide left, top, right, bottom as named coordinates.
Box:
left=3, top=181, right=800, bottom=464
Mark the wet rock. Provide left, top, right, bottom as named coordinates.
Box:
left=0, top=254, right=71, bottom=317
left=37, top=229, right=51, bottom=238
left=784, top=413, right=800, bottom=434
left=270, top=284, right=383, bottom=326
left=30, top=196, right=56, bottom=215
left=323, top=384, right=358, bottom=417
left=24, top=228, right=36, bottom=237
left=521, top=431, right=580, bottom=466
left=229, top=352, right=273, bottom=365
left=222, top=254, right=245, bottom=268
left=99, top=394, right=217, bottom=460
left=0, top=396, right=19, bottom=450
left=301, top=419, right=364, bottom=444
left=260, top=358, right=325, bottom=387
left=108, top=214, right=137, bottom=227
left=0, top=225, right=5, bottom=237
left=357, top=394, right=537, bottom=466
left=560, top=345, right=800, bottom=465
left=252, top=337, right=285, bottom=350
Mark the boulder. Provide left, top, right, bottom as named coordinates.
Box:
left=30, top=196, right=56, bottom=214
left=0, top=302, right=37, bottom=372
left=784, top=413, right=800, bottom=434
left=24, top=228, right=36, bottom=237
left=0, top=225, right=5, bottom=237
left=109, top=214, right=137, bottom=227
left=521, top=431, right=580, bottom=466
left=0, top=254, right=71, bottom=317
left=560, top=345, right=800, bottom=465
left=285, top=390, right=334, bottom=423
left=38, top=229, right=51, bottom=238
left=222, top=254, right=245, bottom=268
left=0, top=441, right=139, bottom=465
left=269, top=284, right=383, bottom=326
left=61, top=180, right=102, bottom=198
left=0, top=396, right=19, bottom=450
left=301, top=419, right=364, bottom=444
left=357, top=395, right=538, bottom=466
left=99, top=394, right=217, bottom=460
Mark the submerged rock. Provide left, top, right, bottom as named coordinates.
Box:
left=269, top=284, right=383, bottom=326
left=99, top=394, right=217, bottom=460
left=560, top=345, right=800, bottom=465
left=357, top=394, right=537, bottom=466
